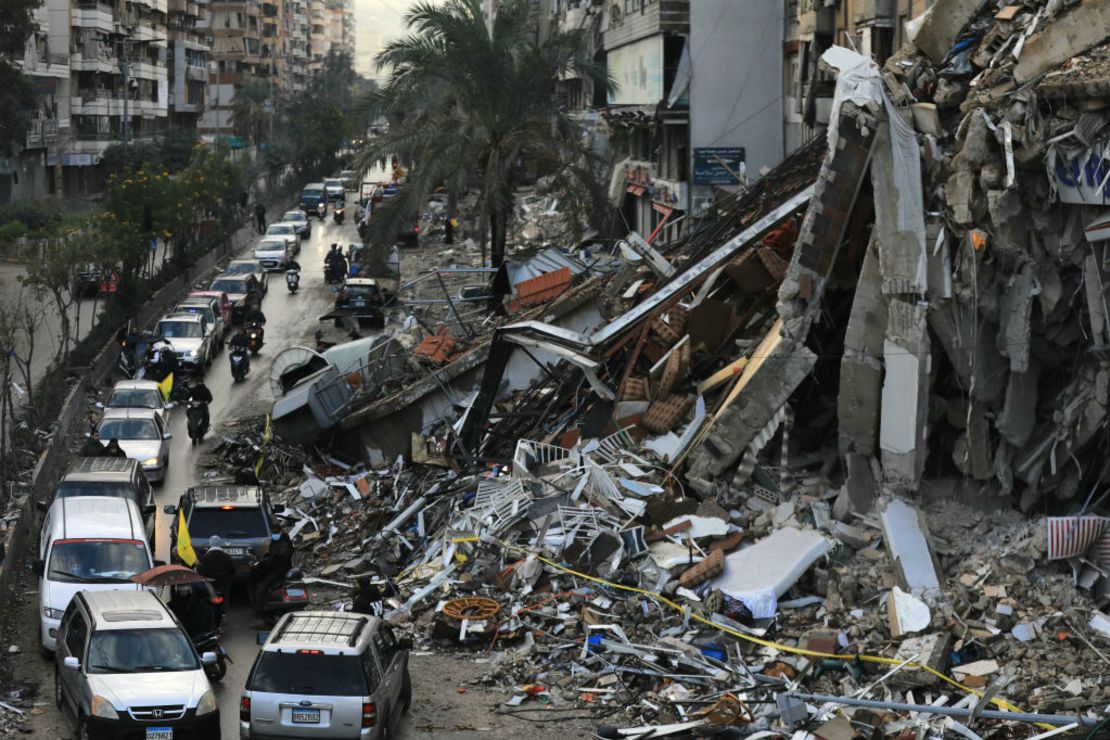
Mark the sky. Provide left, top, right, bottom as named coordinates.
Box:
left=352, top=0, right=424, bottom=81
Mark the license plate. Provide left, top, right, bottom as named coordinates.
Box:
left=146, top=729, right=173, bottom=740
left=285, top=587, right=306, bottom=598
left=291, top=708, right=320, bottom=724
left=225, top=547, right=245, bottom=556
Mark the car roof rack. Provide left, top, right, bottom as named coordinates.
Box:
left=272, top=613, right=368, bottom=648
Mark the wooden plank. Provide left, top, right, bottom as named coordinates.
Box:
left=697, top=356, right=749, bottom=395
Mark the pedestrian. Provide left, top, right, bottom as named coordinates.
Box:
left=254, top=202, right=266, bottom=234
left=445, top=216, right=458, bottom=245
left=79, top=429, right=106, bottom=457
left=103, top=438, right=127, bottom=458
left=351, top=577, right=386, bottom=617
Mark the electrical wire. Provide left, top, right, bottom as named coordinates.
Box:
left=490, top=537, right=1055, bottom=731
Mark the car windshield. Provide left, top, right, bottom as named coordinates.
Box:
left=250, top=652, right=368, bottom=696
left=283, top=212, right=305, bottom=222
left=256, top=241, right=286, bottom=252
left=99, top=418, right=159, bottom=441
left=87, top=628, right=198, bottom=674
left=346, top=285, right=379, bottom=300
left=267, top=225, right=295, bottom=235
left=303, top=188, right=323, bottom=198
left=157, top=321, right=202, bottom=339
left=227, top=263, right=260, bottom=275
left=48, top=539, right=150, bottom=583
left=56, top=481, right=138, bottom=501
left=325, top=180, right=343, bottom=189
left=188, top=507, right=268, bottom=540
left=107, top=388, right=163, bottom=410
left=177, top=305, right=216, bottom=325
left=210, top=279, right=246, bottom=294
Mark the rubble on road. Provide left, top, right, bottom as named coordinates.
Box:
left=242, top=2, right=1110, bottom=735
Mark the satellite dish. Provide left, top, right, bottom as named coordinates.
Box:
left=268, top=345, right=327, bottom=398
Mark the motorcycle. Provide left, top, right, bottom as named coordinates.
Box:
left=229, top=347, right=249, bottom=382
left=192, top=629, right=231, bottom=682
left=186, top=401, right=209, bottom=445
left=315, top=201, right=327, bottom=220
left=324, top=259, right=345, bottom=285
left=252, top=566, right=310, bottom=622
left=285, top=268, right=300, bottom=294
left=247, top=322, right=264, bottom=355
left=333, top=204, right=345, bottom=225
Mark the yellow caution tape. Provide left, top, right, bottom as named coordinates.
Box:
left=495, top=540, right=1049, bottom=727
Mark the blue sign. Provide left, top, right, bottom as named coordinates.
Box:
left=693, top=147, right=746, bottom=186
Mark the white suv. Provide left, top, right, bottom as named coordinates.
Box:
left=54, top=589, right=220, bottom=738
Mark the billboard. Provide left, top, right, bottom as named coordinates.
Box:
left=693, top=147, right=746, bottom=186
left=607, top=36, right=664, bottom=106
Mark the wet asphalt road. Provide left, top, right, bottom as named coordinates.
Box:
left=149, top=205, right=360, bottom=739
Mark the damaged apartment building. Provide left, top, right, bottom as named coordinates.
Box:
left=327, top=0, right=1110, bottom=524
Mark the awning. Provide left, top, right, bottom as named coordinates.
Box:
left=627, top=184, right=646, bottom=197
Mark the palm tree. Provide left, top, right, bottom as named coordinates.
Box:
left=356, top=0, right=611, bottom=269
left=230, top=78, right=270, bottom=146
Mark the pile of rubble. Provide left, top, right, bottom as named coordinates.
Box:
left=253, top=0, right=1110, bottom=734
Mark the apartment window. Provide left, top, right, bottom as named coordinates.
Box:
left=609, top=4, right=621, bottom=27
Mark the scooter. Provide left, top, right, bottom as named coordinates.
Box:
left=285, top=268, right=300, bottom=293
left=192, top=629, right=231, bottom=682
left=255, top=567, right=310, bottom=621
left=333, top=204, right=345, bottom=225
left=229, top=347, right=249, bottom=382
left=315, top=201, right=327, bottom=220
left=324, top=259, right=344, bottom=285
left=186, top=401, right=209, bottom=445
left=247, top=322, right=264, bottom=355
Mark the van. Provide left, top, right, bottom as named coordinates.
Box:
left=300, top=183, right=327, bottom=216
left=48, top=457, right=156, bottom=527
left=36, top=497, right=155, bottom=655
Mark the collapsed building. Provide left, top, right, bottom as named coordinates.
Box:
left=252, top=1, right=1110, bottom=733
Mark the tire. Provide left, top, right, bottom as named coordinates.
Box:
left=41, top=644, right=54, bottom=661
left=402, top=671, right=412, bottom=711
left=78, top=715, right=92, bottom=740
left=54, top=668, right=62, bottom=709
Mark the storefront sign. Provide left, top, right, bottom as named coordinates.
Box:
left=1048, top=143, right=1110, bottom=205
left=693, top=147, right=746, bottom=186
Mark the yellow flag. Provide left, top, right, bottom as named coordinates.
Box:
left=176, top=509, right=197, bottom=567
left=158, top=372, right=174, bottom=402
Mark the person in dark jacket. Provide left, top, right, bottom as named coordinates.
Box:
left=79, top=430, right=107, bottom=457
left=103, top=438, right=127, bottom=458
left=251, top=530, right=293, bottom=621
left=199, top=537, right=236, bottom=622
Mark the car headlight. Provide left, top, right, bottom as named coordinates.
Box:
left=141, top=457, right=161, bottom=468
left=42, top=607, right=64, bottom=620
left=91, top=695, right=119, bottom=719
left=196, top=689, right=217, bottom=716
left=185, top=350, right=198, bottom=359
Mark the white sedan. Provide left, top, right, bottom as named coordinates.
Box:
left=97, top=409, right=172, bottom=483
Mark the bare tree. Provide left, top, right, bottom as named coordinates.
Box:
left=9, top=289, right=45, bottom=410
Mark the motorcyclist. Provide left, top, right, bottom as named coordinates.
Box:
left=244, top=306, right=267, bottom=326
left=146, top=339, right=177, bottom=381
left=199, top=536, right=235, bottom=623
left=169, top=582, right=217, bottom=637
left=186, top=379, right=213, bottom=438
left=229, top=328, right=250, bottom=353
left=103, top=438, right=127, bottom=458
left=251, top=528, right=294, bottom=625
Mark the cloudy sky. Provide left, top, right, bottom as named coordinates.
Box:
left=352, top=0, right=422, bottom=80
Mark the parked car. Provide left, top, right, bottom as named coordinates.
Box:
left=281, top=209, right=311, bottom=239
left=155, top=312, right=213, bottom=370
left=96, top=408, right=172, bottom=483
left=240, top=611, right=412, bottom=739
left=264, top=222, right=301, bottom=256
left=227, top=259, right=270, bottom=295
left=300, top=183, right=327, bottom=217
left=324, top=178, right=346, bottom=203
left=177, top=296, right=227, bottom=348
left=36, top=496, right=153, bottom=655
left=104, top=379, right=174, bottom=426
left=253, top=237, right=294, bottom=272
left=190, top=290, right=232, bottom=327
left=166, top=485, right=283, bottom=580
left=208, top=274, right=261, bottom=324
left=54, top=590, right=220, bottom=738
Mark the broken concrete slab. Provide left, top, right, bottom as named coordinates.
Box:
left=1014, top=0, right=1110, bottom=83
left=710, top=527, right=831, bottom=609
left=880, top=300, right=930, bottom=491
left=888, top=586, right=931, bottom=637
left=839, top=239, right=886, bottom=458
left=880, top=499, right=942, bottom=598
left=996, top=365, right=1040, bottom=447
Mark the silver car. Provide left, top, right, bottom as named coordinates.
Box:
left=227, top=259, right=271, bottom=295
left=241, top=612, right=412, bottom=739
left=282, top=210, right=311, bottom=238
left=156, top=313, right=212, bottom=370
left=177, top=296, right=227, bottom=347
left=97, top=408, right=172, bottom=483
left=55, top=590, right=220, bottom=738
left=264, top=223, right=301, bottom=256
left=104, top=379, right=173, bottom=426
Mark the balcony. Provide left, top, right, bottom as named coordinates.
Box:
left=73, top=3, right=117, bottom=32
left=852, top=0, right=895, bottom=25
left=186, top=63, right=208, bottom=81
left=603, top=0, right=687, bottom=52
